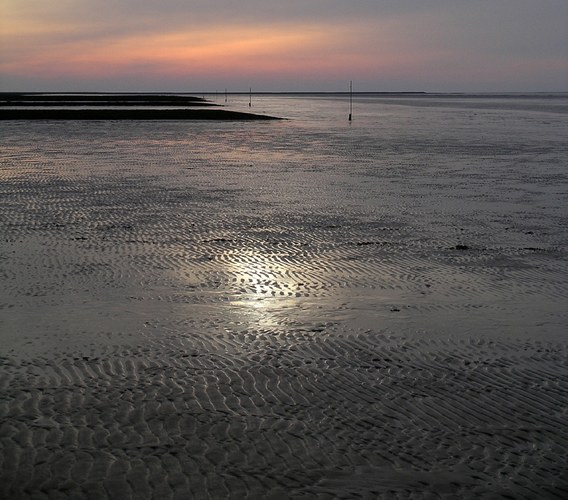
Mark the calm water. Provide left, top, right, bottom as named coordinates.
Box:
left=1, top=94, right=567, bottom=352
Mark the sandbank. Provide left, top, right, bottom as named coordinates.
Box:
left=0, top=92, right=279, bottom=120
left=0, top=108, right=280, bottom=120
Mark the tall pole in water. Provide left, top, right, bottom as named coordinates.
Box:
left=349, top=80, right=353, bottom=122
left=225, top=89, right=227, bottom=103
left=249, top=88, right=252, bottom=107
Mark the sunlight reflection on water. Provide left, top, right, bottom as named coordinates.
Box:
left=2, top=93, right=568, bottom=500
left=1, top=93, right=567, bottom=352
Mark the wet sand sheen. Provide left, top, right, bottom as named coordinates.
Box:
left=2, top=331, right=567, bottom=499
left=1, top=97, right=568, bottom=498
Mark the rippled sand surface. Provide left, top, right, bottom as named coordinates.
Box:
left=1, top=95, right=568, bottom=498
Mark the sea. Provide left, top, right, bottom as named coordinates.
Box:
left=1, top=93, right=568, bottom=498
left=1, top=93, right=567, bottom=348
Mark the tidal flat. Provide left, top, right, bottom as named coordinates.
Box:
left=1, top=93, right=567, bottom=498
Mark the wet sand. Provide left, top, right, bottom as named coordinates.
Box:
left=0, top=93, right=209, bottom=104
left=3, top=330, right=567, bottom=498
left=0, top=109, right=278, bottom=120
left=1, top=107, right=567, bottom=498
left=0, top=93, right=278, bottom=120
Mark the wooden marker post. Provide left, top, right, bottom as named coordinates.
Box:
left=349, top=80, right=353, bottom=122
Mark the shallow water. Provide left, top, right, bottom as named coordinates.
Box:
left=2, top=94, right=567, bottom=349
left=1, top=94, right=568, bottom=498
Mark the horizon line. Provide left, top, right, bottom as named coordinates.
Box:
left=2, top=90, right=567, bottom=96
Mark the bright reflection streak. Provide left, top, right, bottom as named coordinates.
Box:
left=224, top=246, right=305, bottom=329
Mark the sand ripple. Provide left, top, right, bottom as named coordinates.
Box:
left=2, top=332, right=568, bottom=498
left=2, top=112, right=567, bottom=497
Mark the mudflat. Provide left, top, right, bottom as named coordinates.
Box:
left=0, top=93, right=278, bottom=120
left=0, top=108, right=279, bottom=120
left=1, top=94, right=567, bottom=499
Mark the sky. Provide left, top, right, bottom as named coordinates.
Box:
left=1, top=0, right=567, bottom=92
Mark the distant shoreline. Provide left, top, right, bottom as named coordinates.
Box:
left=0, top=108, right=280, bottom=120
left=0, top=93, right=279, bottom=120
left=0, top=93, right=209, bottom=103
left=2, top=91, right=565, bottom=100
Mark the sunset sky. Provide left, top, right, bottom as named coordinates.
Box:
left=1, top=0, right=566, bottom=92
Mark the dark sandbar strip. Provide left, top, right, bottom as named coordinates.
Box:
left=0, top=93, right=208, bottom=103
left=0, top=101, right=217, bottom=107
left=0, top=108, right=280, bottom=121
